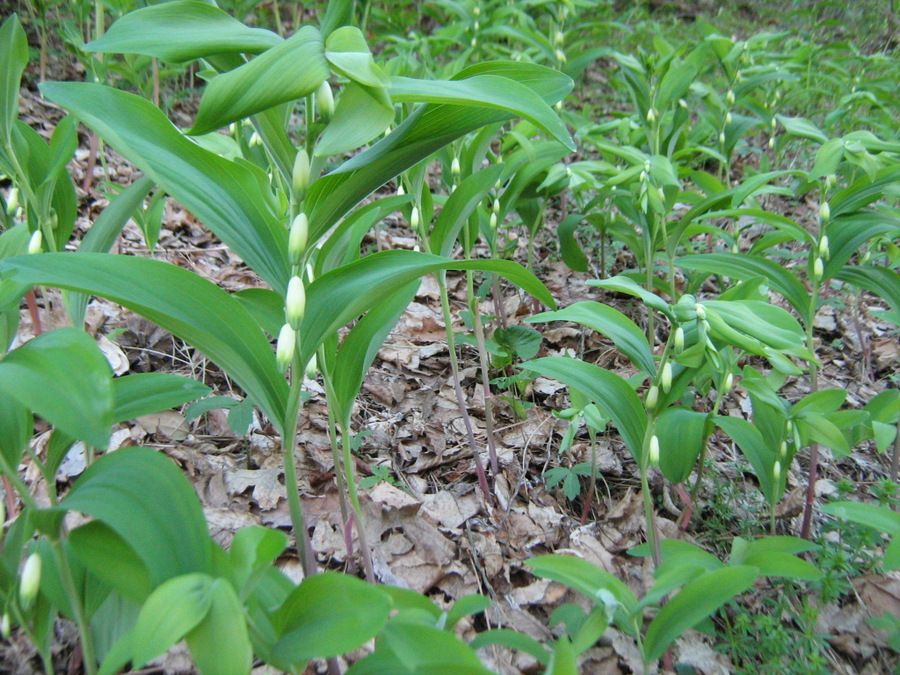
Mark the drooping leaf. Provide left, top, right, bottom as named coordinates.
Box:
left=0, top=14, right=27, bottom=144
left=1, top=253, right=289, bottom=432
left=530, top=301, right=655, bottom=375
left=85, top=1, right=281, bottom=63
left=430, top=165, right=504, bottom=258
left=0, top=327, right=113, bottom=448
left=837, top=265, right=900, bottom=315
left=521, top=357, right=647, bottom=460
left=112, top=373, right=211, bottom=423
left=557, top=214, right=588, bottom=272
left=0, top=393, right=32, bottom=470
left=822, top=501, right=900, bottom=537
left=656, top=406, right=708, bottom=484
left=189, top=26, right=328, bottom=135
left=527, top=555, right=637, bottom=620
left=40, top=83, right=290, bottom=294
left=315, top=82, right=394, bottom=157
left=185, top=579, right=253, bottom=675
left=325, top=26, right=388, bottom=88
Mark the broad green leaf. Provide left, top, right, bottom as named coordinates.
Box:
left=271, top=572, right=391, bottom=667
left=557, top=214, right=589, bottom=273
left=0, top=327, right=112, bottom=448
left=821, top=501, right=900, bottom=537
left=549, top=635, right=578, bottom=675
left=586, top=275, right=672, bottom=318
left=837, top=265, right=900, bottom=315
left=328, top=283, right=418, bottom=429
left=382, top=622, right=495, bottom=675
left=739, top=535, right=818, bottom=560
left=776, top=114, right=828, bottom=144
left=0, top=14, right=27, bottom=144
left=521, top=357, right=647, bottom=460
left=741, top=552, right=822, bottom=581
left=85, top=1, right=281, bottom=62
left=643, top=566, right=757, bottom=663
left=186, top=579, right=253, bottom=675
left=61, top=447, right=212, bottom=584
left=132, top=573, right=214, bottom=667
left=530, top=301, right=655, bottom=375
left=112, top=373, right=211, bottom=423
left=1, top=253, right=289, bottom=432
left=228, top=526, right=288, bottom=596
left=431, top=165, right=504, bottom=258
left=190, top=26, right=328, bottom=135
left=67, top=176, right=156, bottom=327
left=299, top=250, right=555, bottom=365
left=69, top=522, right=153, bottom=603
left=445, top=594, right=492, bottom=630
left=678, top=252, right=809, bottom=316
left=715, top=416, right=774, bottom=503
left=831, top=168, right=900, bottom=218
left=527, top=555, right=637, bottom=620
left=315, top=82, right=394, bottom=157
left=388, top=75, right=574, bottom=151
left=325, top=27, right=388, bottom=88
left=656, top=406, right=708, bottom=484
left=305, top=62, right=572, bottom=242
left=40, top=83, right=290, bottom=294
left=494, top=326, right=543, bottom=360
left=824, top=213, right=899, bottom=279
left=469, top=629, right=550, bottom=666
left=0, top=394, right=32, bottom=469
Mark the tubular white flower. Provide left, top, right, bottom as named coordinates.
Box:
left=289, top=213, right=309, bottom=265
left=813, top=257, right=824, bottom=281
left=649, top=435, right=660, bottom=465
left=19, top=553, right=41, bottom=609
left=292, top=149, right=310, bottom=199
left=819, top=201, right=830, bottom=223
left=660, top=361, right=673, bottom=393
left=27, top=230, right=42, bottom=255
left=317, top=80, right=334, bottom=121
left=645, top=385, right=659, bottom=410
left=674, top=326, right=684, bottom=354
left=286, top=276, right=306, bottom=330
left=275, top=324, right=296, bottom=373
left=410, top=206, right=420, bottom=230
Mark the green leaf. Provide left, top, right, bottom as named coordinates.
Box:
left=494, top=325, right=543, bottom=360
left=85, top=1, right=281, bottom=63
left=445, top=594, right=492, bottom=630
left=0, top=14, right=27, bottom=144
left=643, top=566, right=758, bottom=663
left=586, top=275, right=672, bottom=318
left=189, top=26, right=328, bottom=135
left=373, top=621, right=494, bottom=675
left=113, top=373, right=211, bottom=423
left=40, top=82, right=290, bottom=294
left=530, top=301, right=655, bottom=375
left=527, top=555, right=638, bottom=621
left=325, top=27, right=388, bottom=88
left=299, top=250, right=555, bottom=365
left=823, top=213, right=900, bottom=280
left=469, top=629, right=550, bottom=666
left=0, top=394, right=32, bottom=470
left=388, top=75, right=574, bottom=151
left=837, top=265, right=900, bottom=315
left=272, top=572, right=391, bottom=667
left=132, top=573, right=214, bottom=667
left=678, top=252, right=809, bottom=316
left=741, top=551, right=822, bottom=581
left=549, top=635, right=578, bottom=675
left=228, top=526, right=288, bottom=596
left=186, top=579, right=253, bottom=675
left=821, top=501, right=900, bottom=537
left=0, top=327, right=112, bottom=448
left=521, top=357, right=647, bottom=461
left=67, top=176, right=156, bottom=327
left=69, top=521, right=153, bottom=603
left=1, top=253, right=289, bottom=433
left=305, top=62, right=572, bottom=242
left=316, top=82, right=394, bottom=157
left=557, top=214, right=588, bottom=273
left=715, top=416, right=775, bottom=503
left=61, top=447, right=212, bottom=584
left=656, top=406, right=708, bottom=484
left=430, top=165, right=504, bottom=258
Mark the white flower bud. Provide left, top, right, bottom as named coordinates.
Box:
left=695, top=304, right=706, bottom=321
left=649, top=435, right=660, bottom=465
left=813, top=257, right=824, bottom=281
left=555, top=30, right=565, bottom=46
left=27, top=230, right=42, bottom=255
left=451, top=156, right=461, bottom=178
left=492, top=198, right=500, bottom=214
left=410, top=206, right=420, bottom=230
left=818, top=235, right=830, bottom=260
left=474, top=20, right=480, bottom=30
left=473, top=5, right=480, bottom=16
left=674, top=326, right=684, bottom=354
left=645, top=385, right=659, bottom=410
left=678, top=98, right=688, bottom=109
left=819, top=201, right=830, bottom=222
left=726, top=89, right=736, bottom=105
left=555, top=100, right=563, bottom=113
left=660, top=361, right=673, bottom=393
left=19, top=553, right=41, bottom=609
left=396, top=183, right=405, bottom=196
left=718, top=131, right=726, bottom=145
left=773, top=460, right=782, bottom=483
left=470, top=37, right=477, bottom=47
left=275, top=324, right=296, bottom=374
left=285, top=276, right=306, bottom=330
left=6, top=187, right=18, bottom=216
left=305, top=353, right=318, bottom=379
left=292, top=149, right=310, bottom=199
left=723, top=372, right=733, bottom=392
left=657, top=187, right=665, bottom=202
left=555, top=48, right=567, bottom=64
left=288, top=212, right=309, bottom=264
left=489, top=212, right=498, bottom=230
left=317, top=80, right=334, bottom=121
left=249, top=131, right=262, bottom=147
left=768, top=136, right=775, bottom=149
left=228, top=123, right=237, bottom=135
left=825, top=174, right=837, bottom=191
left=0, top=613, right=9, bottom=639
left=639, top=170, right=648, bottom=183
left=725, top=112, right=733, bottom=125
left=779, top=440, right=788, bottom=458
left=646, top=108, right=656, bottom=124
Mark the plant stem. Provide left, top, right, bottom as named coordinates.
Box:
left=641, top=425, right=661, bottom=567
left=324, top=404, right=351, bottom=531
left=579, top=429, right=597, bottom=526
left=283, top=349, right=315, bottom=577
left=340, top=424, right=376, bottom=583
left=51, top=538, right=97, bottom=675
left=689, top=386, right=726, bottom=507
left=799, top=280, right=821, bottom=540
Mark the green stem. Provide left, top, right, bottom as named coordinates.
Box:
left=340, top=424, right=376, bottom=583
left=283, top=348, right=314, bottom=577
left=799, top=280, right=821, bottom=540
left=689, top=386, right=726, bottom=507
left=324, top=396, right=351, bottom=529
left=641, top=423, right=661, bottom=568
left=51, top=538, right=97, bottom=675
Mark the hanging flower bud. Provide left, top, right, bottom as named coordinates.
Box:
left=660, top=361, right=673, bottom=393
left=554, top=30, right=565, bottom=46
left=725, top=112, right=733, bottom=125
left=723, top=372, right=733, bottom=392
left=474, top=20, right=480, bottom=30
left=473, top=5, right=481, bottom=16
left=492, top=198, right=500, bottom=214
left=726, top=89, right=736, bottom=105
left=275, top=324, right=296, bottom=373
left=674, top=326, right=684, bottom=354
left=249, top=131, right=262, bottom=147
left=555, top=48, right=567, bottom=64
left=732, top=241, right=739, bottom=253
left=818, top=235, right=830, bottom=260
left=228, top=122, right=237, bottom=135
left=695, top=303, right=707, bottom=321
left=657, top=187, right=665, bottom=202
left=27, top=230, right=42, bottom=255
left=772, top=460, right=782, bottom=483
left=649, top=435, right=660, bottom=465
left=292, top=148, right=310, bottom=200
left=285, top=276, right=306, bottom=330
left=305, top=353, right=318, bottom=379
left=19, top=553, right=41, bottom=609
left=396, top=183, right=405, bottom=196
left=645, top=385, right=659, bottom=410
left=718, top=131, right=726, bottom=145
left=410, top=206, right=420, bottom=230
left=779, top=440, right=788, bottom=458
left=813, top=257, right=824, bottom=281
left=825, top=174, right=837, bottom=191
left=489, top=212, right=498, bottom=230
left=819, top=201, right=830, bottom=222
left=6, top=187, right=18, bottom=216
left=470, top=37, right=477, bottom=47
left=646, top=108, right=656, bottom=124
left=451, top=156, right=461, bottom=178
left=317, top=80, right=334, bottom=121
left=768, top=136, right=775, bottom=149
left=678, top=98, right=688, bottom=109
left=288, top=212, right=309, bottom=265
left=555, top=100, right=563, bottom=113
left=0, top=613, right=9, bottom=639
